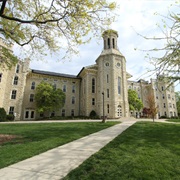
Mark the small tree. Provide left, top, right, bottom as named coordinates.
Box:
left=0, top=107, right=6, bottom=121
left=146, top=93, right=158, bottom=122
left=35, top=82, right=65, bottom=117
left=128, top=89, right=143, bottom=116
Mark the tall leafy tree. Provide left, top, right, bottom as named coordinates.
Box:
left=137, top=2, right=180, bottom=84
left=35, top=82, right=65, bottom=116
left=175, top=91, right=180, bottom=117
left=0, top=0, right=116, bottom=64
left=128, top=89, right=143, bottom=112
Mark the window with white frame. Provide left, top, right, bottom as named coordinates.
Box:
left=30, top=94, right=34, bottom=102
left=13, top=76, right=18, bottom=85
left=16, top=64, right=20, bottom=73
left=9, top=106, right=14, bottom=115
left=11, top=90, right=17, bottom=99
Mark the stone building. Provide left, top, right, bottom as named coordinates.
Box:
left=0, top=30, right=178, bottom=120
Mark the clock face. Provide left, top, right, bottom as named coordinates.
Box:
left=105, top=62, right=110, bottom=66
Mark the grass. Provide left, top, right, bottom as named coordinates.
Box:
left=64, top=122, right=180, bottom=180
left=0, top=121, right=118, bottom=169
left=166, top=118, right=180, bottom=123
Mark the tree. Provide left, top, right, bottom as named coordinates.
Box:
left=137, top=2, right=180, bottom=85
left=0, top=0, right=116, bottom=64
left=35, top=82, right=65, bottom=116
left=145, top=89, right=158, bottom=122
left=0, top=107, right=6, bottom=121
left=175, top=91, right=180, bottom=117
left=128, top=89, right=143, bottom=112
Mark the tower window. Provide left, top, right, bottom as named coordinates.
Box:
left=112, top=38, right=115, bottom=48
left=92, top=98, right=95, bottom=105
left=72, top=85, right=75, bottom=93
left=107, top=74, right=109, bottom=83
left=104, top=40, right=106, bottom=49
left=107, top=89, right=109, bottom=98
left=92, top=78, right=95, bottom=93
left=107, top=104, right=110, bottom=114
left=118, top=77, right=121, bottom=94
left=108, top=38, right=110, bottom=49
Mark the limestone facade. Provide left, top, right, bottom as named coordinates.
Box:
left=0, top=30, right=178, bottom=120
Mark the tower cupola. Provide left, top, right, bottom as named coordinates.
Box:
left=102, top=29, right=118, bottom=50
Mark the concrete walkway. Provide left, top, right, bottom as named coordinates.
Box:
left=0, top=120, right=136, bottom=180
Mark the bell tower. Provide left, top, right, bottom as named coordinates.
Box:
left=96, top=29, right=129, bottom=118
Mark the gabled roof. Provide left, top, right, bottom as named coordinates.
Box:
left=31, top=69, right=80, bottom=79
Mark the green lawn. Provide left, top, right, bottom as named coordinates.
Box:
left=64, top=122, right=180, bottom=180
left=0, top=122, right=118, bottom=169
left=166, top=118, right=180, bottom=123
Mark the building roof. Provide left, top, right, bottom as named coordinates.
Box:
left=31, top=69, right=80, bottom=79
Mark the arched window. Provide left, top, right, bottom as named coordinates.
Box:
left=72, top=97, right=75, bottom=104
left=31, top=82, right=35, bottom=90
left=112, top=38, right=115, bottom=48
left=108, top=38, right=110, bottom=49
left=30, top=94, right=34, bottom=102
left=92, top=78, right=95, bottom=93
left=13, top=76, right=18, bottom=85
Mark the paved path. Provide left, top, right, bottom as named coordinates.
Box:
left=0, top=120, right=136, bottom=180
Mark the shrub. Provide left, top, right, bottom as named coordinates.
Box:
left=6, top=114, right=15, bottom=121
left=0, top=108, right=7, bottom=122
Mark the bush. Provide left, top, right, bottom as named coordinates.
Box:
left=6, top=114, right=15, bottom=121
left=0, top=108, right=7, bottom=122
left=89, top=110, right=99, bottom=119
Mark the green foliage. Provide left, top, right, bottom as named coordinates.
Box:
left=35, top=82, right=66, bottom=114
left=0, top=122, right=118, bottom=168
left=128, top=89, right=143, bottom=111
left=175, top=92, right=180, bottom=116
left=0, top=108, right=6, bottom=122
left=6, top=114, right=15, bottom=121
left=0, top=0, right=116, bottom=61
left=0, top=46, right=18, bottom=69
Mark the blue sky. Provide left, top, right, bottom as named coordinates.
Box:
left=22, top=0, right=180, bottom=91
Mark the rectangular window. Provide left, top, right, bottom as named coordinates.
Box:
left=0, top=73, right=2, bottom=82
left=63, top=85, right=66, bottom=92
left=31, top=82, right=35, bottom=90
left=92, top=78, right=95, bottom=93
left=16, top=64, right=20, bottom=73
left=107, top=104, right=110, bottom=114
left=92, top=98, right=95, bottom=105
left=30, top=94, right=34, bottom=102
left=118, top=77, right=121, bottom=94
left=72, top=85, right=75, bottom=93
left=107, top=74, right=109, bottom=83
left=164, top=103, right=166, bottom=108
left=72, top=97, right=75, bottom=104
left=107, top=89, right=109, bottom=98
left=11, top=90, right=17, bottom=99
left=9, top=106, right=14, bottom=115
left=25, top=111, right=29, bottom=118
left=71, top=109, right=74, bottom=116
left=31, top=111, right=35, bottom=118
left=13, top=76, right=18, bottom=85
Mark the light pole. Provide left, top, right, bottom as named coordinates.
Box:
left=102, top=92, right=105, bottom=123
